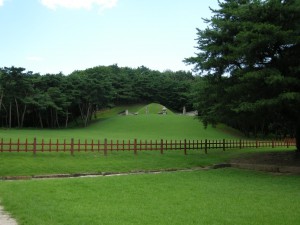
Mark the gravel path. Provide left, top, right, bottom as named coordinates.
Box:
left=0, top=205, right=18, bottom=225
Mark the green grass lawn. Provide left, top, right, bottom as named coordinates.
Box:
left=0, top=104, right=297, bottom=225
left=0, top=114, right=243, bottom=142
left=0, top=103, right=244, bottom=141
left=0, top=147, right=293, bottom=177
left=0, top=169, right=299, bottom=225
left=0, top=103, right=282, bottom=178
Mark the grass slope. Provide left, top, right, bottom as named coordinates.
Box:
left=0, top=107, right=242, bottom=141
left=96, top=104, right=145, bottom=119
left=88, top=114, right=241, bottom=140
left=0, top=169, right=299, bottom=225
left=137, top=103, right=175, bottom=115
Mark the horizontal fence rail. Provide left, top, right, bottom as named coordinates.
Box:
left=0, top=138, right=296, bottom=156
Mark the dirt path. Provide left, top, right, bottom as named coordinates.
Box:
left=0, top=205, right=18, bottom=225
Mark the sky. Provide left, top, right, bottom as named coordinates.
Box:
left=0, top=0, right=220, bottom=75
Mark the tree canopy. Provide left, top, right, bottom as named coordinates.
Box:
left=185, top=0, right=300, bottom=150
left=0, top=65, right=193, bottom=128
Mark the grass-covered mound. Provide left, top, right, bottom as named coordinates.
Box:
left=88, top=114, right=241, bottom=140
left=137, top=103, right=175, bottom=115
left=0, top=103, right=243, bottom=141
left=96, top=104, right=145, bottom=119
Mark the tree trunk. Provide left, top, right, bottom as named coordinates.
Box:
left=9, top=101, right=12, bottom=128
left=20, top=104, right=27, bottom=128
left=14, top=97, right=20, bottom=127
left=55, top=110, right=60, bottom=128
left=38, top=112, right=44, bottom=128
left=78, top=104, right=85, bottom=122
left=0, top=90, right=3, bottom=112
left=65, top=109, right=69, bottom=128
left=296, top=118, right=300, bottom=152
left=50, top=108, right=54, bottom=128
left=84, top=103, right=92, bottom=127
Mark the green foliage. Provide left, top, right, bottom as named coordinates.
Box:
left=0, top=65, right=194, bottom=128
left=185, top=0, right=300, bottom=144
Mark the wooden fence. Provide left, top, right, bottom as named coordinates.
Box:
left=0, top=138, right=296, bottom=156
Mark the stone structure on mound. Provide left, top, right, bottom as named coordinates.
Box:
left=118, top=109, right=138, bottom=116
left=182, top=106, right=198, bottom=116
left=158, top=106, right=167, bottom=115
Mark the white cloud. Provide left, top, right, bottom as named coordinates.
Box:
left=0, top=0, right=4, bottom=7
left=40, top=0, right=118, bottom=10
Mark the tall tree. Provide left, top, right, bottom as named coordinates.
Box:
left=185, top=0, right=300, bottom=150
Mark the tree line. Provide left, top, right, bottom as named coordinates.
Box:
left=185, top=0, right=300, bottom=150
left=0, top=65, right=194, bottom=128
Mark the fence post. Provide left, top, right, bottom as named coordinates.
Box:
left=33, top=137, right=37, bottom=156
left=17, top=138, right=20, bottom=152
left=49, top=139, right=52, bottom=152
left=0, top=138, right=3, bottom=152
left=104, top=138, right=108, bottom=156
left=160, top=139, right=164, bottom=154
left=25, top=138, right=28, bottom=152
left=239, top=139, right=242, bottom=149
left=63, top=139, right=66, bottom=152
left=223, top=139, right=225, bottom=151
left=134, top=139, right=137, bottom=155
left=205, top=139, right=208, bottom=154
left=9, top=138, right=12, bottom=152
left=184, top=139, right=187, bottom=155
left=70, top=138, right=74, bottom=156
left=56, top=139, right=59, bottom=152
left=272, top=139, right=274, bottom=148
left=286, top=139, right=289, bottom=148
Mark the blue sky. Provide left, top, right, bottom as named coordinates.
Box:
left=0, top=0, right=219, bottom=75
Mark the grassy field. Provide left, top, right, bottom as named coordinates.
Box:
left=0, top=147, right=293, bottom=177
left=0, top=103, right=298, bottom=225
left=0, top=169, right=299, bottom=225
left=0, top=104, right=243, bottom=141
left=0, top=102, right=278, bottom=178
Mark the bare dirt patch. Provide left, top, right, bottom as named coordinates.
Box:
left=231, top=151, right=300, bottom=166
left=230, top=151, right=300, bottom=174
left=0, top=206, right=18, bottom=225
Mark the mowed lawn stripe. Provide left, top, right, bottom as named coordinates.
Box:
left=0, top=169, right=299, bottom=225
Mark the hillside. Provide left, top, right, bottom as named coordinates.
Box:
left=0, top=104, right=243, bottom=141
left=89, top=103, right=243, bottom=140
left=137, top=103, right=175, bottom=115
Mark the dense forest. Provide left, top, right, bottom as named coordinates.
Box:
left=185, top=0, right=300, bottom=149
left=0, top=65, right=194, bottom=128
